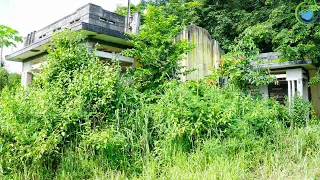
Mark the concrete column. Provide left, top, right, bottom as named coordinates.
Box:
left=297, top=78, right=303, bottom=97
left=303, top=80, right=309, bottom=102
left=125, top=12, right=141, bottom=35
left=292, top=80, right=296, bottom=97
left=22, top=61, right=32, bottom=87
left=287, top=68, right=303, bottom=101
left=288, top=80, right=292, bottom=103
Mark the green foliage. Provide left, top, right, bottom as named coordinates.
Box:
left=0, top=68, right=20, bottom=91
left=0, top=25, right=22, bottom=48
left=122, top=5, right=194, bottom=92
left=0, top=25, right=23, bottom=65
left=0, top=29, right=119, bottom=176
left=129, top=0, right=320, bottom=77
left=286, top=95, right=317, bottom=128
left=114, top=3, right=145, bottom=16
left=211, top=52, right=276, bottom=90
left=1, top=3, right=319, bottom=179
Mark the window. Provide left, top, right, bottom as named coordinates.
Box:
left=99, top=17, right=107, bottom=22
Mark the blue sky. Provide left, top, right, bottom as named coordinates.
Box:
left=0, top=0, right=140, bottom=72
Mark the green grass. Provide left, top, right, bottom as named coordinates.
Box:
left=3, top=125, right=320, bottom=180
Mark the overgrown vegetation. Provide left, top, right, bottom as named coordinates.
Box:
left=0, top=2, right=319, bottom=180
left=0, top=68, right=20, bottom=91
left=117, top=0, right=320, bottom=82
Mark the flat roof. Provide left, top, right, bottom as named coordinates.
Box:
left=6, top=22, right=132, bottom=62
left=5, top=3, right=132, bottom=62
left=252, top=59, right=318, bottom=70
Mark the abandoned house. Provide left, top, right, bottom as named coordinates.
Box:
left=5, top=4, right=319, bottom=116
left=255, top=52, right=320, bottom=116
left=5, top=3, right=141, bottom=87
left=5, top=3, right=224, bottom=87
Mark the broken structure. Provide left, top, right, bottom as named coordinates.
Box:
left=5, top=3, right=141, bottom=87
left=175, top=25, right=224, bottom=81
left=255, top=52, right=320, bottom=116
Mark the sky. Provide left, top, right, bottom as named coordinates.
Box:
left=0, top=0, right=140, bottom=72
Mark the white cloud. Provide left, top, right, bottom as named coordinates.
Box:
left=0, top=0, right=140, bottom=72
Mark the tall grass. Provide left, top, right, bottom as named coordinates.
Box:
left=4, top=125, right=320, bottom=179
left=1, top=80, right=319, bottom=179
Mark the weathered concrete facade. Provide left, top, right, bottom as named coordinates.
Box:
left=6, top=3, right=141, bottom=87
left=175, top=25, right=224, bottom=81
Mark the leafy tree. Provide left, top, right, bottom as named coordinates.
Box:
left=125, top=0, right=320, bottom=84
left=114, top=2, right=146, bottom=16
left=122, top=5, right=194, bottom=92
left=0, top=25, right=23, bottom=67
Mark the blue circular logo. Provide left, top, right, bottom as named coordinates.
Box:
left=296, top=1, right=319, bottom=24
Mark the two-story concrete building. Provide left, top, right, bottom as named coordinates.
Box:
left=5, top=3, right=141, bottom=87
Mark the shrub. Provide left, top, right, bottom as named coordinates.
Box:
left=0, top=30, right=119, bottom=175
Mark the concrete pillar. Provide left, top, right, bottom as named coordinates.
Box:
left=22, top=61, right=32, bottom=87
left=292, top=80, right=296, bottom=97
left=125, top=12, right=141, bottom=35
left=297, top=78, right=303, bottom=97
left=287, top=68, right=304, bottom=102
left=303, top=80, right=309, bottom=102
left=288, top=80, right=292, bottom=103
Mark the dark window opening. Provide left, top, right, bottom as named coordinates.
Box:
left=30, top=49, right=40, bottom=52
left=99, top=17, right=107, bottom=22
left=268, top=81, right=288, bottom=105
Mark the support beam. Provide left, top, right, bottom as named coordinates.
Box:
left=95, top=51, right=134, bottom=64
left=21, top=61, right=32, bottom=87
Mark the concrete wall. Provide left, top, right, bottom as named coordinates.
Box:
left=309, top=70, right=320, bottom=116
left=23, top=3, right=129, bottom=47
left=259, top=85, right=269, bottom=98
left=175, top=25, right=224, bottom=81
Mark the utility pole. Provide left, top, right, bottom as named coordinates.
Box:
left=127, top=0, right=131, bottom=31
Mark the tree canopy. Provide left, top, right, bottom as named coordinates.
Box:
left=0, top=25, right=23, bottom=66
left=115, top=0, right=320, bottom=83
left=117, top=0, right=320, bottom=59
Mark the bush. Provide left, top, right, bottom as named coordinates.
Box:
left=0, top=68, right=20, bottom=91
left=0, top=30, right=119, bottom=176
